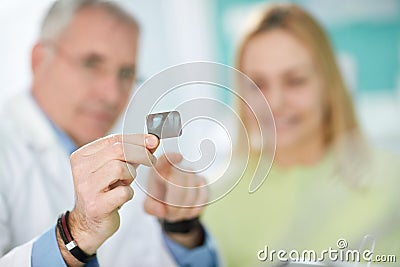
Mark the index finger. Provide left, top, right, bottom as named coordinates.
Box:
left=77, top=134, right=159, bottom=156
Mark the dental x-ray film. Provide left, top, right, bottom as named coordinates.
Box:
left=146, top=111, right=182, bottom=139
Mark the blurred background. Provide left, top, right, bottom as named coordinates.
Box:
left=0, top=0, right=399, bottom=152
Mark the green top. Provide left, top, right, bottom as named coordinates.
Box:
left=203, top=149, right=400, bottom=266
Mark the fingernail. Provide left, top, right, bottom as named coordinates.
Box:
left=145, top=135, right=158, bottom=148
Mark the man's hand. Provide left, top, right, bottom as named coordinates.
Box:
left=144, top=153, right=208, bottom=249
left=58, top=134, right=159, bottom=267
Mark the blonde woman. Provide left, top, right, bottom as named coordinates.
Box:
left=204, top=4, right=399, bottom=266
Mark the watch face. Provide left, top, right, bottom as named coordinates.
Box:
left=146, top=111, right=182, bottom=139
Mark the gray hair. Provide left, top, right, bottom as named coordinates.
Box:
left=40, top=0, right=139, bottom=42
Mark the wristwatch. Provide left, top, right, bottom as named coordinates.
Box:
left=161, top=217, right=201, bottom=234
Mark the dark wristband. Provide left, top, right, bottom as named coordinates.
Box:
left=161, top=217, right=201, bottom=234
left=57, top=211, right=96, bottom=263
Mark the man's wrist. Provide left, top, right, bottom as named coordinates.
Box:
left=68, top=210, right=99, bottom=255
left=57, top=211, right=97, bottom=263
left=56, top=226, right=85, bottom=267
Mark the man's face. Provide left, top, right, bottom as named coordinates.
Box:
left=33, top=7, right=138, bottom=147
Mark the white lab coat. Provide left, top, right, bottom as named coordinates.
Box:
left=0, top=92, right=176, bottom=266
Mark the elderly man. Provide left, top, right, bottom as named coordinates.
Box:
left=0, top=0, right=216, bottom=266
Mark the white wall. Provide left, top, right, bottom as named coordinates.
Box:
left=0, top=0, right=52, bottom=105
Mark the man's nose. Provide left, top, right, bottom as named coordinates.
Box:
left=97, top=73, right=122, bottom=105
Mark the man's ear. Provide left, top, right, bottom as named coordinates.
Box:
left=31, top=43, right=48, bottom=75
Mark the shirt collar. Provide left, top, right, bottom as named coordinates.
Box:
left=48, top=120, right=78, bottom=155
